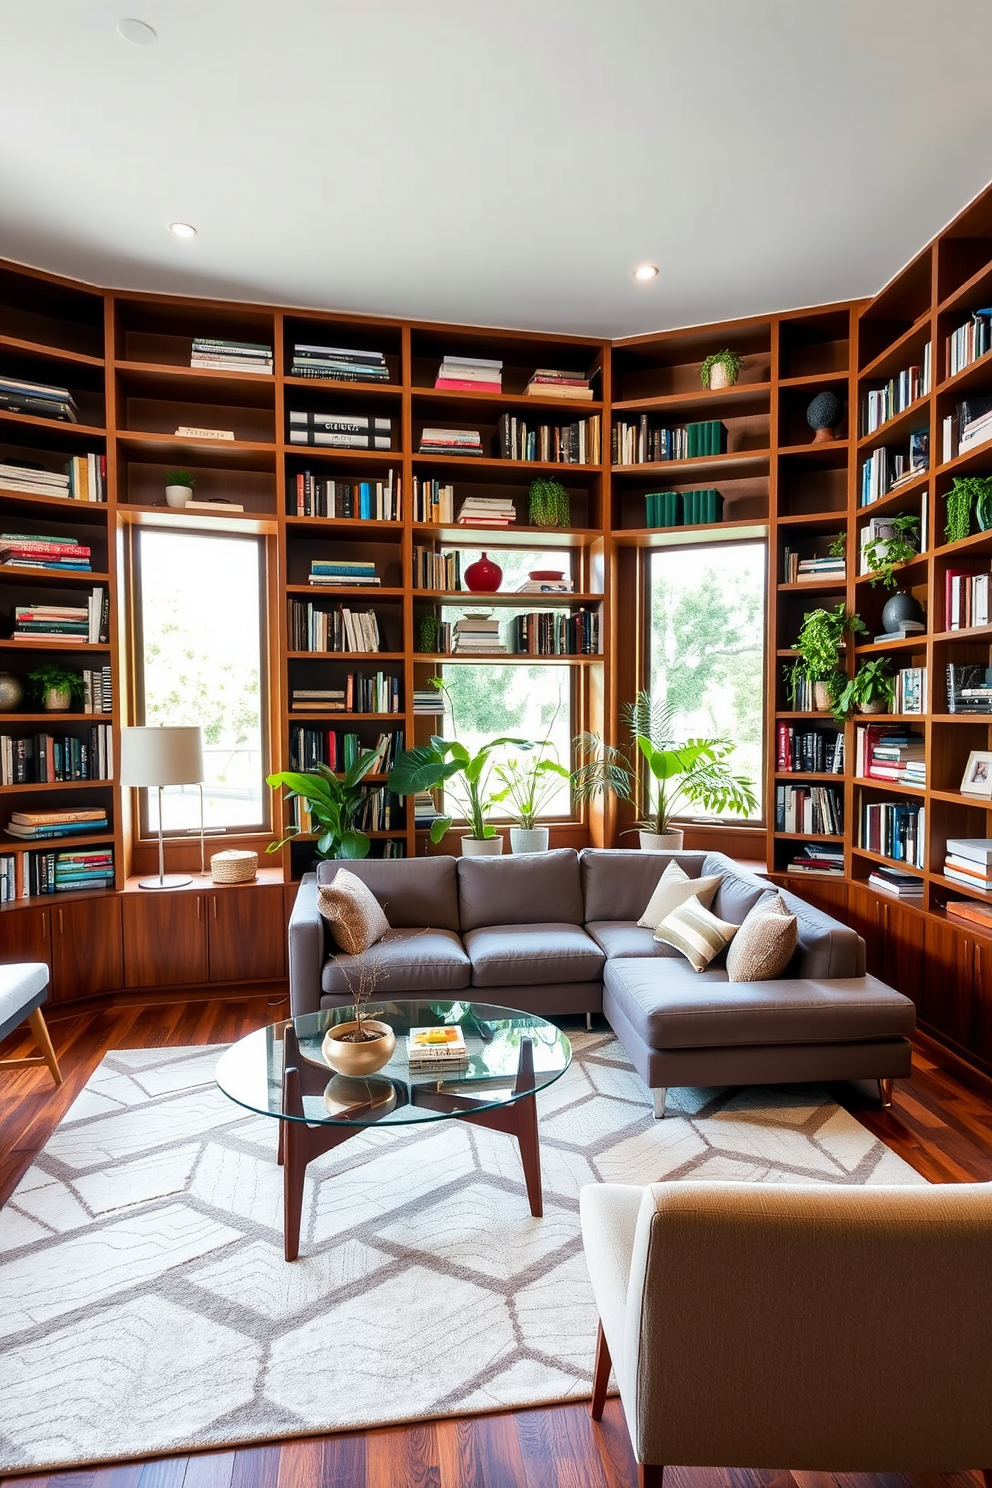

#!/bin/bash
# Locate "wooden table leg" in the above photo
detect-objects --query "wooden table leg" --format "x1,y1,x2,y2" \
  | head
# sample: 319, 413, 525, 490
433, 1038, 545, 1218
280, 1023, 361, 1261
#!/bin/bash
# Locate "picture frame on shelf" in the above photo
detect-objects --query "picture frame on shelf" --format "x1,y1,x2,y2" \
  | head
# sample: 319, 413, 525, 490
960, 751, 992, 798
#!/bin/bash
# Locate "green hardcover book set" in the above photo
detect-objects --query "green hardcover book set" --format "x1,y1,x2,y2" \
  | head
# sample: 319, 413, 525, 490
686, 421, 727, 457
645, 489, 723, 528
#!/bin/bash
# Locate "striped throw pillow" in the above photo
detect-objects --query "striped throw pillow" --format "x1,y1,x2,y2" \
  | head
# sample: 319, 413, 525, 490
317, 868, 390, 955
653, 894, 739, 972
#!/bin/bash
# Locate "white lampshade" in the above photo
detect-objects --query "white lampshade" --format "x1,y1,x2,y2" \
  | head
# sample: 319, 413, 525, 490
120, 726, 204, 787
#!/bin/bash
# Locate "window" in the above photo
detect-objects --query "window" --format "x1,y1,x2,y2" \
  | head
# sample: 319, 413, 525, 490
647, 542, 765, 821
136, 529, 266, 833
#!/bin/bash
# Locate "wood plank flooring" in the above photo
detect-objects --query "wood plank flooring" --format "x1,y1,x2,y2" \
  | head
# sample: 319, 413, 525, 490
2, 995, 991, 1488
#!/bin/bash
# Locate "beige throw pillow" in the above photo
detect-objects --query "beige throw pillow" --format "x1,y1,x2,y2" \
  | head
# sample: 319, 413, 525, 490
637, 860, 721, 928
653, 895, 739, 972
317, 869, 389, 954
725, 894, 798, 983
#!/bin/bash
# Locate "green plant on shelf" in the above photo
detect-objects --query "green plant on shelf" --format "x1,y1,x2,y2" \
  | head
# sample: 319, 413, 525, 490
784, 603, 867, 712
832, 658, 895, 719
26, 664, 85, 707
860, 514, 920, 589
265, 745, 387, 860
163, 468, 196, 489
698, 349, 744, 389
528, 476, 571, 528
944, 475, 992, 545
417, 614, 442, 653
827, 532, 846, 558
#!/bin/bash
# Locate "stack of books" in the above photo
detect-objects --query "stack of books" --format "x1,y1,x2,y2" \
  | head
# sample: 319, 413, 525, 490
190, 338, 272, 374
861, 347, 931, 434
775, 784, 842, 835
525, 368, 593, 400
946, 562, 991, 630
308, 560, 379, 587
0, 375, 78, 422
494, 412, 600, 464
868, 865, 924, 899
776, 723, 844, 774
943, 838, 992, 893
456, 496, 515, 526
0, 724, 113, 785
613, 418, 726, 465
419, 427, 483, 457
80, 664, 114, 714
782, 549, 845, 583
517, 577, 573, 594
289, 603, 380, 653
291, 688, 346, 713
860, 800, 924, 866
894, 666, 926, 714
291, 344, 388, 382
0, 535, 91, 572
946, 312, 992, 378
0, 843, 114, 901
54, 848, 115, 891
785, 844, 844, 876
946, 897, 992, 928
412, 478, 455, 524
946, 397, 992, 458
413, 688, 445, 715
413, 547, 460, 590
856, 727, 926, 786
407, 1025, 469, 1073
414, 792, 438, 827
5, 807, 108, 841
452, 615, 504, 654
289, 411, 392, 449
946, 662, 992, 714
11, 587, 107, 643
435, 356, 502, 393
294, 470, 400, 521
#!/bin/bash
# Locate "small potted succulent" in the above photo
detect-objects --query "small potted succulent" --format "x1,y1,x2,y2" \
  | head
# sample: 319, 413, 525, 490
164, 468, 196, 509
699, 350, 744, 390
528, 476, 571, 529
26, 664, 84, 713
832, 658, 894, 718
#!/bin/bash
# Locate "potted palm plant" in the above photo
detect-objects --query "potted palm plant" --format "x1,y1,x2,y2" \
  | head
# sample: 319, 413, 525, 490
265, 745, 387, 860
573, 691, 758, 849
491, 740, 571, 853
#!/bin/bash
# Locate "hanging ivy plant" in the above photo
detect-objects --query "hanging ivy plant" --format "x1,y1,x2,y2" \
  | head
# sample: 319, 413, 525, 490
944, 475, 992, 545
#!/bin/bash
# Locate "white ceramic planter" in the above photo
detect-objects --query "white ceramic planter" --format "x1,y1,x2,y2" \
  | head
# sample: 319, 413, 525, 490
461, 835, 504, 857
510, 826, 550, 855
639, 829, 684, 851
165, 485, 191, 508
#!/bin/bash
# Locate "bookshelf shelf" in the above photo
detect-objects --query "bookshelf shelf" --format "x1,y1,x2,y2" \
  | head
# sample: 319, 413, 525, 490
0, 639, 110, 652
936, 345, 992, 396
612, 520, 768, 550
0, 333, 104, 368
287, 516, 403, 533
412, 386, 604, 413
286, 585, 406, 599
288, 712, 402, 723
0, 779, 112, 795
773, 831, 844, 842
114, 360, 276, 396
852, 846, 925, 873
774, 771, 843, 781
859, 312, 932, 382
778, 371, 849, 389
417, 652, 601, 665
283, 445, 399, 465
0, 410, 105, 440
411, 454, 604, 479
610, 383, 770, 415
937, 257, 992, 316
856, 471, 931, 515
777, 440, 850, 461
286, 651, 405, 661
0, 567, 111, 585
853, 777, 927, 799
0, 488, 109, 517
611, 451, 769, 479
0, 832, 116, 859
856, 395, 931, 450
415, 591, 602, 606
284, 375, 401, 397
855, 635, 929, 654
411, 523, 601, 549
778, 578, 847, 592
116, 430, 277, 471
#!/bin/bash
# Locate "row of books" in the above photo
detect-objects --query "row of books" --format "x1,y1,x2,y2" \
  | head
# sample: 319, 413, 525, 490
307, 560, 380, 588
893, 665, 926, 714
414, 791, 439, 825
291, 344, 388, 383
413, 547, 461, 590
0, 844, 115, 902
947, 663, 992, 714
0, 534, 92, 573
494, 413, 601, 465
0, 725, 113, 786
859, 434, 928, 504
412, 478, 455, 524
0, 374, 79, 423
783, 843, 844, 876
945, 562, 992, 630
860, 800, 924, 867
775, 783, 843, 835
855, 727, 925, 786
775, 723, 844, 774
510, 609, 600, 656
191, 338, 272, 374
868, 865, 923, 899
289, 411, 392, 450
289, 729, 402, 775
11, 588, 108, 643
787, 676, 828, 713
946, 312, 992, 379
5, 806, 109, 841
291, 673, 401, 714
0, 456, 106, 502
861, 345, 931, 435
942, 397, 992, 462
646, 489, 723, 528
612, 418, 727, 466
781, 551, 845, 584
289, 602, 381, 653
942, 837, 992, 893
293, 471, 400, 521
290, 789, 401, 834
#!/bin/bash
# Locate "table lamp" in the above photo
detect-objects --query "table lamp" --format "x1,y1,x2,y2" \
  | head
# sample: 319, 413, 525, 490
120, 725, 204, 889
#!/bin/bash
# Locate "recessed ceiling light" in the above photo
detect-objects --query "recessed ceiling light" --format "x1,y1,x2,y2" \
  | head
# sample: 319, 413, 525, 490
117, 18, 157, 44
633, 264, 659, 282
168, 222, 197, 240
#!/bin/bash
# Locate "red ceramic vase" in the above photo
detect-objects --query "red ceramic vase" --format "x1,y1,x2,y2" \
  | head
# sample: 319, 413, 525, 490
463, 552, 503, 593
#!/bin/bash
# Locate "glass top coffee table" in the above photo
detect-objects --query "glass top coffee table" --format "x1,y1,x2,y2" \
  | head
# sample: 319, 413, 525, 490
216, 999, 572, 1260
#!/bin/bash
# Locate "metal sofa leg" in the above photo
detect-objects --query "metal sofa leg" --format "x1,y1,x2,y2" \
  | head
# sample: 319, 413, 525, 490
652, 1087, 668, 1120
878, 1077, 894, 1108
586, 1012, 593, 1031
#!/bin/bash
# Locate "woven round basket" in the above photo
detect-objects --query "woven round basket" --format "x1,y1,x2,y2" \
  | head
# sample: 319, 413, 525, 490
210, 849, 258, 885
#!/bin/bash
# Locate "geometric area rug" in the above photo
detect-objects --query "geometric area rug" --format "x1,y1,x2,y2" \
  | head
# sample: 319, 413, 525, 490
0, 1033, 924, 1473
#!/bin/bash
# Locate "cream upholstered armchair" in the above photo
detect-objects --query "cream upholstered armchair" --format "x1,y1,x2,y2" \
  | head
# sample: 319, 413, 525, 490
579, 1180, 992, 1484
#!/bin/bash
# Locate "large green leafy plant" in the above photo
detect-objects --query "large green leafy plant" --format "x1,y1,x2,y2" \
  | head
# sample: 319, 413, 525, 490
491, 740, 570, 829
784, 603, 866, 710
573, 690, 757, 834
266, 747, 386, 860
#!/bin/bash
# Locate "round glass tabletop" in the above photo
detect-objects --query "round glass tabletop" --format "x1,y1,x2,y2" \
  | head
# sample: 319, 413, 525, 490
215, 998, 572, 1127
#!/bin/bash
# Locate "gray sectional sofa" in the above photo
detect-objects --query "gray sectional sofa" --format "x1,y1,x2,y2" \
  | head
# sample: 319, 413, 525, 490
288, 847, 916, 1115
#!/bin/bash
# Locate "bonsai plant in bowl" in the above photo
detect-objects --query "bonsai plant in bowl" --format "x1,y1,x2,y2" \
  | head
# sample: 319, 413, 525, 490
785, 603, 866, 713
26, 663, 84, 713
163, 468, 196, 508
491, 739, 571, 854
833, 658, 895, 718
265, 744, 388, 862
573, 690, 757, 849
321, 948, 397, 1077
698, 349, 744, 390
528, 476, 571, 529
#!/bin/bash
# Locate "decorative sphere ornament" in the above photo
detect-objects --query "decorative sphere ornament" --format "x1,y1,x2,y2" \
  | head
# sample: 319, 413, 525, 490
881, 590, 924, 633
0, 672, 23, 711
463, 553, 503, 593
806, 390, 843, 443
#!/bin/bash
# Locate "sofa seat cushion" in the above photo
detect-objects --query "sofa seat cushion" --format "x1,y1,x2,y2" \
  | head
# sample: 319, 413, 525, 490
586, 921, 683, 960
464, 922, 605, 987
603, 958, 916, 1050
321, 928, 470, 997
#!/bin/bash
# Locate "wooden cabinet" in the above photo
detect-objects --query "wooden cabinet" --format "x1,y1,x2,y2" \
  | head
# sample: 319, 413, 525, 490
922, 918, 974, 1051
123, 892, 208, 988
207, 884, 285, 983
0, 906, 52, 973
846, 885, 924, 1006
51, 896, 123, 1002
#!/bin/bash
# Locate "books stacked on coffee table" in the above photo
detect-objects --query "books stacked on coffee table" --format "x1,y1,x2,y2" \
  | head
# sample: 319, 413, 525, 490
190, 339, 272, 374
419, 427, 483, 457
291, 344, 389, 382
0, 375, 78, 422
407, 1025, 469, 1073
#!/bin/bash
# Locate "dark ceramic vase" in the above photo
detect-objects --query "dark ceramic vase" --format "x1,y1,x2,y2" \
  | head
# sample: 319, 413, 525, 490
881, 590, 924, 632
806, 390, 843, 443
463, 553, 503, 593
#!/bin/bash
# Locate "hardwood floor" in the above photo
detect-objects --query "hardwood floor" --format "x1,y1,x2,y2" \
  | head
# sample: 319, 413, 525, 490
2, 996, 991, 1488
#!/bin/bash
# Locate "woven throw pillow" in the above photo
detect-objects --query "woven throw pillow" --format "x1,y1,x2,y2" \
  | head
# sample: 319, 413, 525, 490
317, 868, 389, 955
637, 860, 721, 928
725, 893, 798, 983
653, 894, 739, 972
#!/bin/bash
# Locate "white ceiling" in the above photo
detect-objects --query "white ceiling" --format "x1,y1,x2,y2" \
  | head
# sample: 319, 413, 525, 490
1, 0, 991, 340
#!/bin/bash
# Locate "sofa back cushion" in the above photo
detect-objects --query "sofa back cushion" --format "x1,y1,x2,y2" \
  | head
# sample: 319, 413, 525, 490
580, 849, 709, 924
315, 855, 460, 931
702, 853, 774, 926
457, 847, 584, 932
777, 884, 866, 978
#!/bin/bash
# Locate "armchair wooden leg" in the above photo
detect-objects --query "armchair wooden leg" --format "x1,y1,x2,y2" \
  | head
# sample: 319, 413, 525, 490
27, 1008, 62, 1085
590, 1320, 611, 1420
638, 1467, 665, 1487
878, 1076, 893, 1108
981, 1471, 992, 1488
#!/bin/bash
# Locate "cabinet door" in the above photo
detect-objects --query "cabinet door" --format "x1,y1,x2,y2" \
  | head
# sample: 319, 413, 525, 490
122, 892, 208, 988
875, 897, 925, 1006
0, 906, 52, 975
51, 896, 123, 1002
970, 934, 992, 1069
207, 884, 286, 983
922, 919, 973, 1049
845, 885, 882, 977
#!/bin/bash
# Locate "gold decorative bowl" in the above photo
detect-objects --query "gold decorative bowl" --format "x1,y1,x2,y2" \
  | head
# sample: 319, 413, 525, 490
321, 1019, 396, 1076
